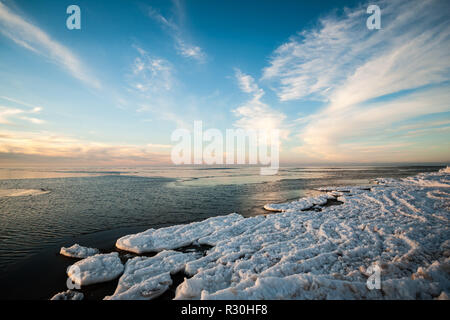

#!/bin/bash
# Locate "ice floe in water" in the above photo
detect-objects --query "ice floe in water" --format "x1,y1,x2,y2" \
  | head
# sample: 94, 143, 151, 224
50, 290, 84, 300
67, 252, 124, 286
105, 250, 200, 300
60, 244, 99, 259
55, 168, 449, 299
0, 189, 50, 197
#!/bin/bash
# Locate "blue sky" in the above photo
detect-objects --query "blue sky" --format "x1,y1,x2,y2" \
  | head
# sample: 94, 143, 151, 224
0, 0, 449, 166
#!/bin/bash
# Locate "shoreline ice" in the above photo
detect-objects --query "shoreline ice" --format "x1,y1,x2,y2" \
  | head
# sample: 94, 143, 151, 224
50, 290, 84, 300
58, 167, 450, 300
60, 244, 99, 259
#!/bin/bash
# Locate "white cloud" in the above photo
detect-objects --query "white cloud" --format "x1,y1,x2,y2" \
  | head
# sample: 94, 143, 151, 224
263, 0, 450, 105
263, 0, 450, 161
0, 1, 100, 88
0, 95, 42, 110
233, 69, 287, 138
137, 102, 188, 128
235, 69, 262, 95
147, 4, 206, 63
176, 41, 206, 61
296, 87, 450, 161
0, 97, 44, 125
129, 46, 173, 92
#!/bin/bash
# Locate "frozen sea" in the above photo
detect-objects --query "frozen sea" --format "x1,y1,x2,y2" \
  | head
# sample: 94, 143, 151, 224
0, 165, 445, 299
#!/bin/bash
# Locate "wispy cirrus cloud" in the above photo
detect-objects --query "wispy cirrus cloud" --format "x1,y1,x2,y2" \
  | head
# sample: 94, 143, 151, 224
263, 0, 450, 105
295, 87, 450, 161
125, 45, 191, 128
263, 0, 450, 161
128, 46, 174, 93
0, 1, 100, 88
147, 1, 206, 63
137, 102, 189, 129
0, 96, 44, 125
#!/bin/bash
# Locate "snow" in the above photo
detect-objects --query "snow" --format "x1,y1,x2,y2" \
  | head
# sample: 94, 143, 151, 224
50, 290, 84, 300
440, 166, 450, 174
60, 244, 99, 259
263, 194, 335, 212
105, 250, 200, 300
115, 213, 243, 253
67, 252, 124, 286
54, 168, 450, 300
0, 189, 50, 197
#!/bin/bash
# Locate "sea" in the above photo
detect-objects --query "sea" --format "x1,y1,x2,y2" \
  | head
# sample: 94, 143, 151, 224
0, 165, 444, 299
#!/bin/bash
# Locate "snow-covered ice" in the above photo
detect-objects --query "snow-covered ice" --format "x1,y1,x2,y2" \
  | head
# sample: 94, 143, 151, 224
54, 167, 450, 299
263, 194, 336, 212
60, 244, 99, 259
67, 252, 124, 286
115, 214, 243, 253
105, 250, 200, 300
50, 290, 84, 300
114, 167, 450, 300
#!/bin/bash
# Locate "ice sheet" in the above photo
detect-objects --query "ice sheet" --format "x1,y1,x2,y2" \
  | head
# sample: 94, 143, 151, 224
68, 167, 450, 299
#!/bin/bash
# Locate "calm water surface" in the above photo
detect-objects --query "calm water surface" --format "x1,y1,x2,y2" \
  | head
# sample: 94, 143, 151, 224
0, 166, 444, 274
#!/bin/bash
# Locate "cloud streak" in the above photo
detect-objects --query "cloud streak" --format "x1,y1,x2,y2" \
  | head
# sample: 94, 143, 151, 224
147, 2, 206, 63
0, 1, 100, 88
0, 96, 44, 125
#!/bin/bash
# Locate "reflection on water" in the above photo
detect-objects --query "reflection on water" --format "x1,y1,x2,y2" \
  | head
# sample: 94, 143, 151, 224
0, 165, 444, 273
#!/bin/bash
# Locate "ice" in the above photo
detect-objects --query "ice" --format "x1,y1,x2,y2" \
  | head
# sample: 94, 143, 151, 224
175, 168, 449, 300
115, 213, 243, 253
91, 168, 449, 299
105, 250, 200, 300
50, 290, 84, 300
60, 244, 99, 259
0, 189, 50, 197
264, 194, 335, 212
67, 252, 124, 286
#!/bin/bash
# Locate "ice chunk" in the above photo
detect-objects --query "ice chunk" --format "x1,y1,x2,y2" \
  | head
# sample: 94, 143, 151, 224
60, 244, 99, 259
50, 290, 84, 300
439, 166, 450, 174
105, 250, 199, 300
105, 272, 172, 300
67, 252, 124, 286
116, 213, 243, 253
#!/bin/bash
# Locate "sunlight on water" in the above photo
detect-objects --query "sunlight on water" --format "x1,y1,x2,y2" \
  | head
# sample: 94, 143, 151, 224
0, 166, 443, 272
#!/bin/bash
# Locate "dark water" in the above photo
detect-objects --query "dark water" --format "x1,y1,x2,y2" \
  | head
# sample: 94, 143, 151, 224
0, 165, 444, 299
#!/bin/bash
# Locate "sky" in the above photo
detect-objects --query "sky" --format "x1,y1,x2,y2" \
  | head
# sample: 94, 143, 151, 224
0, 0, 449, 167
